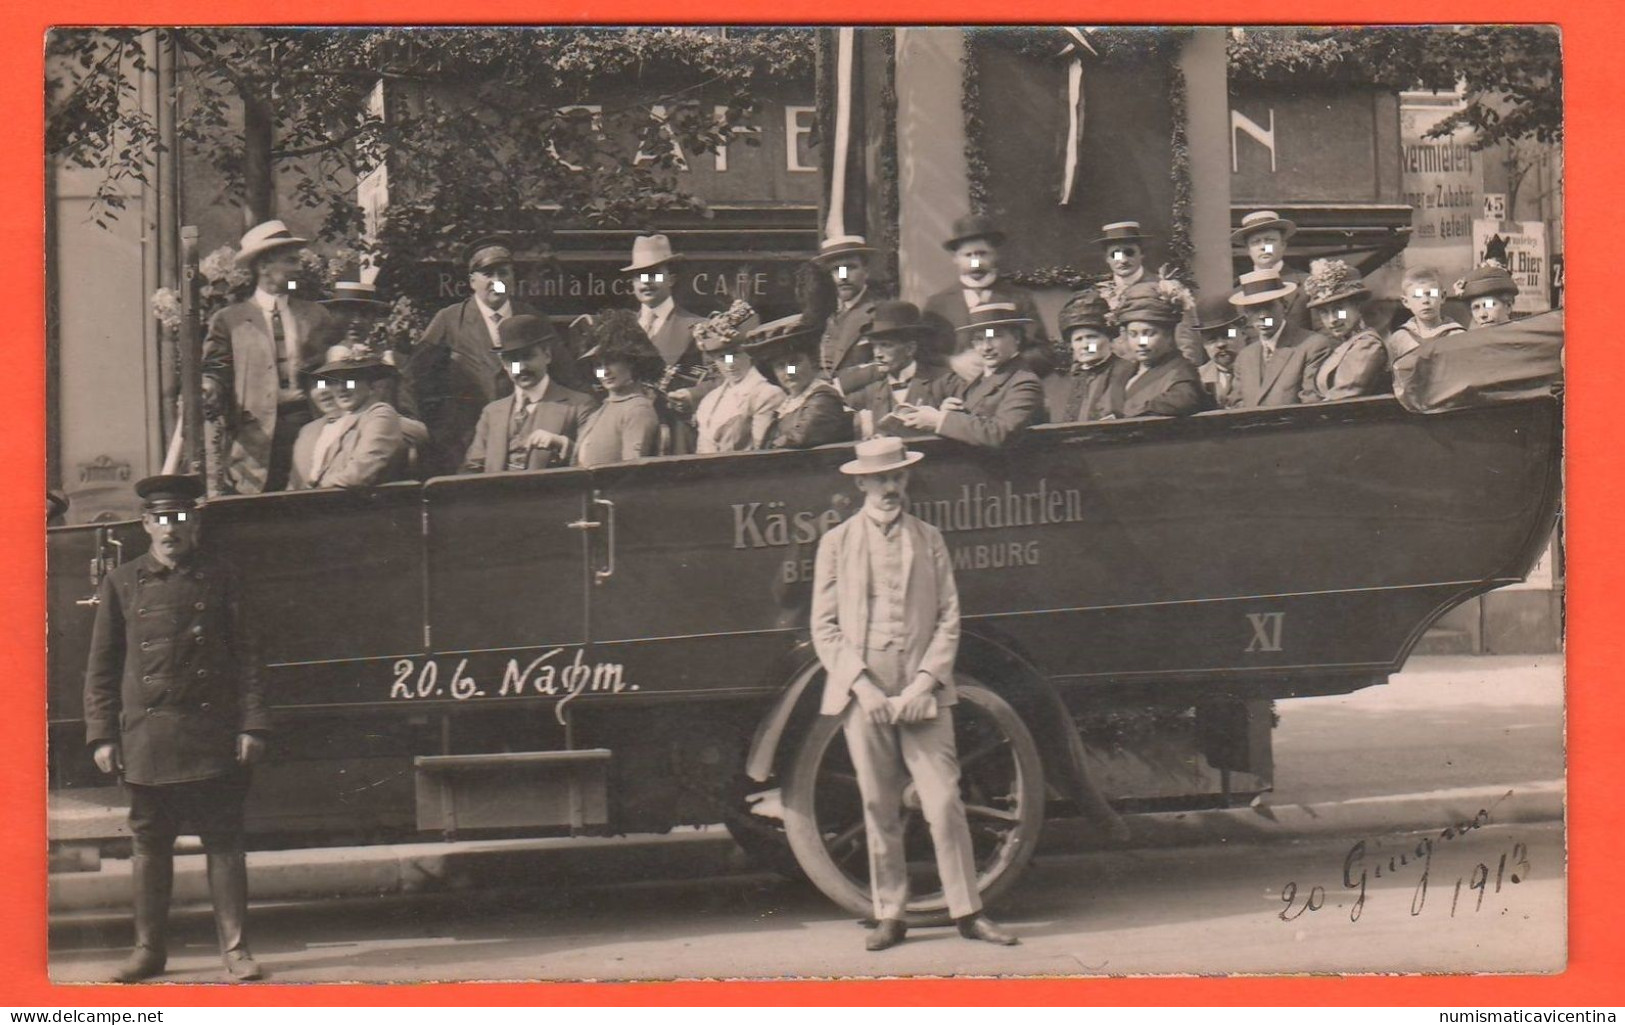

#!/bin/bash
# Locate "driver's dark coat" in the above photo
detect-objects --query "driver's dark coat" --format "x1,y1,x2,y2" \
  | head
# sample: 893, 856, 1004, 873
83, 553, 270, 786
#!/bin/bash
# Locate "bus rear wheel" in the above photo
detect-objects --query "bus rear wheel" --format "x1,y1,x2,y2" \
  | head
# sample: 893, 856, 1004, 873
781, 679, 1045, 925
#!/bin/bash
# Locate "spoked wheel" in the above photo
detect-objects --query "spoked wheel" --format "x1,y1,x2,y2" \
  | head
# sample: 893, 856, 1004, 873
781, 679, 1045, 924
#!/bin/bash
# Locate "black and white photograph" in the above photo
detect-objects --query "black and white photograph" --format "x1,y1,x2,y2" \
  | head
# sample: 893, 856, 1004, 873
42, 24, 1564, 984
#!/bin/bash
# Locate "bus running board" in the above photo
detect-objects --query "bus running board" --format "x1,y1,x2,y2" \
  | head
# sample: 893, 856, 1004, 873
413, 749, 612, 839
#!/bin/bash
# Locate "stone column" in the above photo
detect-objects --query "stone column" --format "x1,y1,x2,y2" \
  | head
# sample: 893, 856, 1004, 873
1178, 27, 1235, 298
894, 28, 970, 305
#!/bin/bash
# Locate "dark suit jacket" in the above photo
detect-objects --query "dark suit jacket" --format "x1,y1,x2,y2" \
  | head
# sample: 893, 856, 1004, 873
937, 360, 1047, 448
1043, 356, 1137, 423
402, 297, 545, 477
921, 282, 1052, 363
1229, 324, 1334, 408
821, 291, 884, 375
83, 553, 269, 786
847, 361, 957, 438
461, 380, 598, 474
1122, 356, 1206, 417
763, 383, 855, 449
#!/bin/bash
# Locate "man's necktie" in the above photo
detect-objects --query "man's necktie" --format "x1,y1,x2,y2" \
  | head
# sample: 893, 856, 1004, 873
271, 306, 290, 389
639, 307, 655, 334
511, 396, 533, 434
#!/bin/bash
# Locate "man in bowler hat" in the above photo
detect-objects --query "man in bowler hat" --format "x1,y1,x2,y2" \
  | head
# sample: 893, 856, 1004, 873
810, 437, 1019, 951
462, 315, 598, 473
84, 475, 271, 982
921, 215, 1052, 372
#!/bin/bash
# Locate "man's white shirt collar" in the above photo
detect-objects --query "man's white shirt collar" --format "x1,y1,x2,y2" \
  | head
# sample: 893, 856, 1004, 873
516, 375, 552, 405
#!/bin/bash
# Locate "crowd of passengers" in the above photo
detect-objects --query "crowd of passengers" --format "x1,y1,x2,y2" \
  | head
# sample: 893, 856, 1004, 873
198, 212, 1534, 494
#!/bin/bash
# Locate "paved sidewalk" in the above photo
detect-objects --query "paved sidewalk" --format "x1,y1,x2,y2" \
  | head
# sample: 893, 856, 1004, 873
49, 654, 1564, 915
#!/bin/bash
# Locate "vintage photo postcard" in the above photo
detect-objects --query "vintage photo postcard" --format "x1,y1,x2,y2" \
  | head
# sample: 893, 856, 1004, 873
42, 24, 1564, 985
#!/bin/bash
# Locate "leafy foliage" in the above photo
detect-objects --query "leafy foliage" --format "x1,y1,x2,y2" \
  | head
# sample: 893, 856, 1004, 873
1228, 26, 1562, 148
47, 27, 816, 251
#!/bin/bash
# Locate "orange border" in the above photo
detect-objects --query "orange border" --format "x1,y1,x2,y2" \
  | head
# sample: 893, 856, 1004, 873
8, 3, 1619, 1007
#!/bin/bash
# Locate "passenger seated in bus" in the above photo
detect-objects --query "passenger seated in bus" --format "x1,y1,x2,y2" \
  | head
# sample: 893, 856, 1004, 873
573, 309, 664, 467
893, 302, 1045, 446
1192, 293, 1249, 409
1386, 265, 1466, 403
1093, 221, 1206, 368
289, 343, 410, 489
1044, 288, 1135, 423
691, 301, 784, 453
1456, 262, 1521, 330
461, 315, 597, 473
1303, 259, 1391, 402
1227, 268, 1333, 407
845, 301, 955, 439
321, 278, 429, 475
743, 313, 854, 450
1115, 281, 1205, 418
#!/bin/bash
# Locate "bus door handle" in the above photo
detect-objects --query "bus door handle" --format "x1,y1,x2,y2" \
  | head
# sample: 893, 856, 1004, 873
565, 495, 616, 584
591, 496, 615, 583
75, 532, 123, 607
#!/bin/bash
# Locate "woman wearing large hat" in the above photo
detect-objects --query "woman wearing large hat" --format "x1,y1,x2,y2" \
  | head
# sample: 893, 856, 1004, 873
1045, 288, 1136, 423
1111, 280, 1205, 418
690, 301, 784, 453
572, 309, 666, 466
288, 341, 410, 489
1302, 259, 1390, 401
742, 314, 855, 450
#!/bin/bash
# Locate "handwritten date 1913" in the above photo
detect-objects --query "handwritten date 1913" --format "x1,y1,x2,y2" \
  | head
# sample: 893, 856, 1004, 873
1277, 809, 1532, 923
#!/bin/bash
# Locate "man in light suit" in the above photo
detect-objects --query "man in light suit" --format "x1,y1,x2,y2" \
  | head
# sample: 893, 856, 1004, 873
625, 234, 707, 370
401, 236, 551, 477
810, 437, 1018, 951
921, 215, 1053, 374
843, 301, 955, 438
1226, 269, 1333, 408
289, 344, 410, 490
897, 303, 1047, 448
461, 315, 597, 474
201, 220, 339, 494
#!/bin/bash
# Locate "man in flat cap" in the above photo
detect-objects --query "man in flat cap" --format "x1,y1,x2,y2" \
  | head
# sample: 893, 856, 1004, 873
84, 475, 271, 983
401, 236, 550, 476
462, 315, 598, 473
921, 215, 1053, 373
201, 220, 340, 494
810, 437, 1019, 952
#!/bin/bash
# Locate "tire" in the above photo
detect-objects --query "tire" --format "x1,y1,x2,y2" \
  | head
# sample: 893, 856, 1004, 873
781, 678, 1045, 924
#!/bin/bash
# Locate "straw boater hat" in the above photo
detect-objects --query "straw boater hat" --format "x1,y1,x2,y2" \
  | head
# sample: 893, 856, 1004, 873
954, 301, 1033, 338
1192, 293, 1244, 335
622, 234, 682, 273
577, 309, 666, 382
839, 436, 925, 476
942, 214, 1007, 251
862, 300, 935, 342
1058, 289, 1113, 335
1458, 262, 1520, 302
1091, 221, 1154, 247
741, 313, 824, 364
813, 234, 877, 266
322, 280, 391, 314
313, 341, 398, 379
1230, 268, 1299, 307
1231, 210, 1298, 244
692, 300, 761, 354
462, 235, 516, 274
135, 474, 205, 513
1301, 259, 1372, 310
234, 220, 307, 268
1112, 281, 1191, 327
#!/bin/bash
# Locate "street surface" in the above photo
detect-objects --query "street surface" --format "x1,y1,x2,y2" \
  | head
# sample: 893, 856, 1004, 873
48, 655, 1565, 982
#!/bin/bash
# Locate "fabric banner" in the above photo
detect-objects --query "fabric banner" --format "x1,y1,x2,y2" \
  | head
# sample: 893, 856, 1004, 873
1400, 309, 1564, 414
